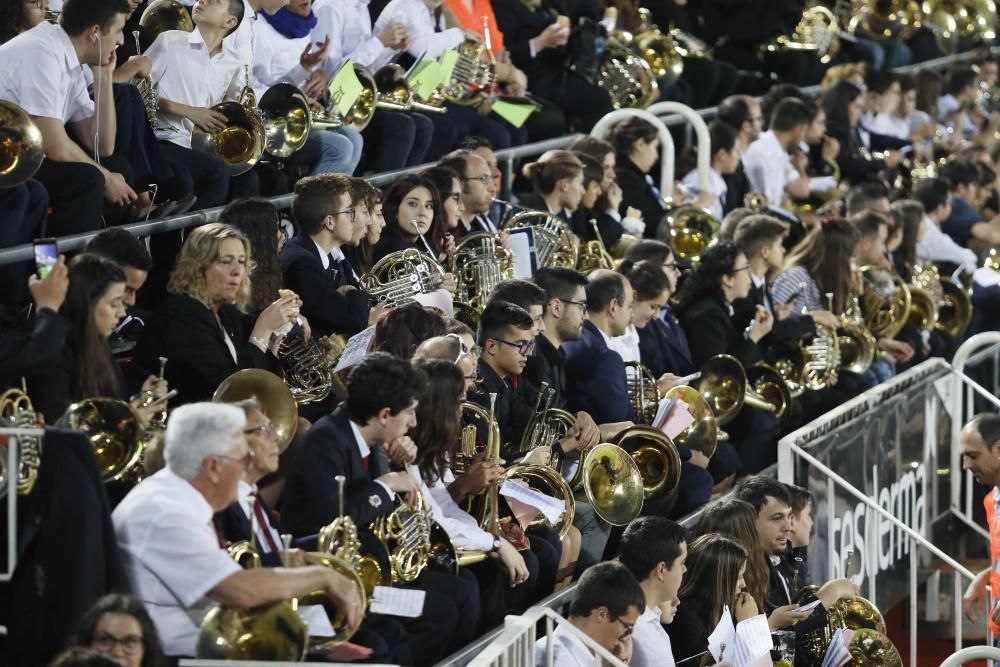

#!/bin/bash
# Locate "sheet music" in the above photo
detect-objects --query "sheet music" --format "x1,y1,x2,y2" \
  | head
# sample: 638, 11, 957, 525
499, 479, 565, 525
299, 605, 335, 637
333, 325, 377, 373
506, 228, 536, 279
369, 586, 425, 618
707, 605, 735, 662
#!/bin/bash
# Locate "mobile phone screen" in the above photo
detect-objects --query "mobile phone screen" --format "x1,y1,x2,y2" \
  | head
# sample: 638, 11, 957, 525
33, 238, 58, 279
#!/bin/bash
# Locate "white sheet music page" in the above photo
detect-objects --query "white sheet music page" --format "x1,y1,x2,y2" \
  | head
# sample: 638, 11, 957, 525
333, 325, 377, 373
369, 586, 425, 618
499, 479, 565, 525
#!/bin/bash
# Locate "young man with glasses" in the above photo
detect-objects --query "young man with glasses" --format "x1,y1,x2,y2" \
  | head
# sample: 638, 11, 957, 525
280, 173, 374, 338
534, 561, 645, 667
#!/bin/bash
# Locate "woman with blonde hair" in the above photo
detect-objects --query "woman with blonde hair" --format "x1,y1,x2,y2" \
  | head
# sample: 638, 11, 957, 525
130, 223, 300, 404
519, 150, 585, 222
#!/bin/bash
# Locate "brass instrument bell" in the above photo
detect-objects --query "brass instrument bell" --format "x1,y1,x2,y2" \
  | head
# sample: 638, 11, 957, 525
212, 369, 299, 453
196, 601, 307, 661
695, 354, 748, 426
139, 0, 193, 40
664, 385, 718, 458
258, 83, 311, 159
668, 205, 720, 262
611, 426, 681, 502
0, 101, 44, 189
576, 442, 644, 525
58, 398, 145, 482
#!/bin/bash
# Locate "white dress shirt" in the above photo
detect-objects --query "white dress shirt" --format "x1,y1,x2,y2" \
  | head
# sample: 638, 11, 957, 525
374, 0, 466, 58
251, 15, 315, 97
0, 22, 94, 123
410, 464, 496, 551
681, 167, 727, 220
112, 468, 242, 657
236, 479, 284, 549
916, 215, 978, 272
937, 93, 977, 135
349, 419, 396, 498
631, 605, 676, 667
741, 130, 799, 209
146, 28, 247, 147
861, 111, 910, 141
428, 468, 493, 551
534, 624, 599, 667
608, 323, 640, 365
750, 271, 771, 313
312, 0, 395, 77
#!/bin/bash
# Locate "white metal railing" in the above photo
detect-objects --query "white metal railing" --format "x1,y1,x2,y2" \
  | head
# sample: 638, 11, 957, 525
590, 109, 675, 197
940, 646, 1000, 667
469, 607, 627, 667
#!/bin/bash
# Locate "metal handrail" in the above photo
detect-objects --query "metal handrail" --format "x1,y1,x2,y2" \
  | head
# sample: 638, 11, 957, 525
648, 101, 711, 192
939, 646, 1000, 667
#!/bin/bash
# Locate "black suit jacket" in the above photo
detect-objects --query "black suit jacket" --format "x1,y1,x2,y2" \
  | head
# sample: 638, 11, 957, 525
280, 233, 371, 338
129, 293, 274, 405
469, 359, 538, 461
730, 281, 816, 344
562, 320, 637, 423
215, 497, 315, 567
280, 407, 394, 537
677, 295, 763, 368
722, 162, 753, 215
491, 0, 567, 83
636, 318, 698, 378
24, 340, 126, 424
615, 157, 667, 237
0, 308, 65, 387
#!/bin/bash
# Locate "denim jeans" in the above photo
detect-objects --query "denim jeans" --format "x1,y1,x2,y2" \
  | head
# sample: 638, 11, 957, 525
307, 127, 363, 176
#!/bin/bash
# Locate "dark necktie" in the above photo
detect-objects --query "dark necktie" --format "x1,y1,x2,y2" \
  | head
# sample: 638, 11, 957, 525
249, 492, 280, 553
661, 310, 692, 363
756, 282, 772, 314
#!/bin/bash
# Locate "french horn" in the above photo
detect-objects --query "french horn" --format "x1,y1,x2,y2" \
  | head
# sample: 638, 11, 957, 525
196, 601, 307, 661
360, 248, 445, 308
57, 398, 145, 482
257, 83, 312, 159
441, 38, 497, 107
499, 203, 578, 269
836, 294, 877, 374
0, 387, 42, 496
448, 232, 514, 314
597, 37, 660, 110
624, 361, 661, 425
191, 70, 265, 176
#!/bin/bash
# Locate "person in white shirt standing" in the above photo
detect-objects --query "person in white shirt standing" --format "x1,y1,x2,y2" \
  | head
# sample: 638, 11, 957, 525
112, 402, 362, 659
0, 0, 137, 236
619, 516, 687, 667
534, 561, 645, 667
741, 98, 812, 212
251, 0, 364, 176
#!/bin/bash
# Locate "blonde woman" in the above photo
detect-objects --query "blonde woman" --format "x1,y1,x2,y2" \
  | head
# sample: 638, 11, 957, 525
131, 223, 300, 404
519, 150, 585, 222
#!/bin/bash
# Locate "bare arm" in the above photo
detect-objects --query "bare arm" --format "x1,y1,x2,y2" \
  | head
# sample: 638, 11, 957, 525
73, 65, 117, 156
971, 220, 1000, 246
786, 174, 811, 200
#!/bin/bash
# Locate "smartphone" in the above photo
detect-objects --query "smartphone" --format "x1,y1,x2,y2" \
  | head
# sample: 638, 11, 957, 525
33, 238, 58, 279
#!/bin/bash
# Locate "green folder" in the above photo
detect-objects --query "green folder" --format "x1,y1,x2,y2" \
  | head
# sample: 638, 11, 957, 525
492, 98, 540, 128
328, 60, 364, 116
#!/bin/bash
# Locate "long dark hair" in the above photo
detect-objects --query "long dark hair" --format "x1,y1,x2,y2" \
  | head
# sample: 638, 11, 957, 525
677, 534, 747, 632
372, 303, 447, 359
62, 254, 126, 401
71, 593, 168, 667
782, 219, 860, 313
674, 240, 744, 315
380, 174, 446, 258
220, 198, 282, 313
0, 0, 34, 43
412, 360, 465, 484
891, 199, 924, 279
821, 80, 864, 149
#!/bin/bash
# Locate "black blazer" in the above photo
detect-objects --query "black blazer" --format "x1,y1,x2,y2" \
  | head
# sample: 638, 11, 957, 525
280, 233, 371, 338
636, 318, 698, 378
562, 320, 637, 423
615, 156, 667, 237
569, 208, 624, 247
469, 359, 538, 461
722, 162, 753, 216
0, 308, 66, 387
730, 282, 816, 345
215, 498, 316, 567
24, 341, 126, 424
279, 407, 395, 537
677, 295, 763, 369
826, 124, 908, 184
664, 597, 712, 664
491, 0, 568, 83
129, 293, 274, 405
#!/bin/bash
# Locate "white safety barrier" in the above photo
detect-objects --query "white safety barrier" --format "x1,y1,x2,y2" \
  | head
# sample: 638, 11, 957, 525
940, 645, 1000, 667
590, 109, 675, 196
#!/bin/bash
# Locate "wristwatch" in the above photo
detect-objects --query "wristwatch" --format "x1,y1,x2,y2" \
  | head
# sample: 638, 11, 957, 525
491, 535, 502, 553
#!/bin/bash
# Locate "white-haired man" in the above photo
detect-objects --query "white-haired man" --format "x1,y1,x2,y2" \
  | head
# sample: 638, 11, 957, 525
112, 402, 363, 658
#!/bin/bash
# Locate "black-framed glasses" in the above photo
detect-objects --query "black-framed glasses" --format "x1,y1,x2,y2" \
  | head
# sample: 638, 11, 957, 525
729, 265, 752, 276
244, 422, 277, 437
559, 297, 587, 310
331, 207, 356, 221
463, 174, 492, 185
612, 616, 635, 640
92, 633, 144, 654
492, 337, 535, 356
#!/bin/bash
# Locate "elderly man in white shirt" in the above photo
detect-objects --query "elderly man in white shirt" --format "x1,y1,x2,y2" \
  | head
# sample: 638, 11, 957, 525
310, 0, 433, 171
741, 98, 812, 211
113, 402, 362, 658
534, 561, 645, 667
0, 0, 137, 235
251, 0, 364, 175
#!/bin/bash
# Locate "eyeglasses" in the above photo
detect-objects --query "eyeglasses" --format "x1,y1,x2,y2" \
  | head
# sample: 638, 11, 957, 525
92, 633, 144, 654
729, 265, 752, 275
559, 298, 587, 310
331, 207, 356, 221
446, 333, 481, 362
244, 422, 277, 437
216, 451, 254, 468
463, 174, 493, 185
612, 617, 635, 640
492, 337, 535, 356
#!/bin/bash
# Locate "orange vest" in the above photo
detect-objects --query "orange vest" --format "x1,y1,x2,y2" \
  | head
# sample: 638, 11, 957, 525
444, 0, 505, 53
983, 491, 1000, 635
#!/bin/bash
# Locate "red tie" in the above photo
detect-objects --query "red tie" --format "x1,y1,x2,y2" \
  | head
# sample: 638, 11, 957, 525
250, 493, 280, 553
362, 454, 369, 472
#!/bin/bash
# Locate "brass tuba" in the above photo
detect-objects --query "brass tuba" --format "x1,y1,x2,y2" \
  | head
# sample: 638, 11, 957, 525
58, 398, 145, 482
796, 588, 893, 666
212, 368, 299, 453
257, 83, 311, 159
611, 425, 681, 503
191, 69, 265, 176
448, 232, 514, 314
0, 386, 42, 496
360, 248, 445, 308
139, 0, 193, 40
0, 101, 44, 188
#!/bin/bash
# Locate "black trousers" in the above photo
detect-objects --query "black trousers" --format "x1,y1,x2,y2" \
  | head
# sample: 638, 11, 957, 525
466, 545, 540, 632
0, 180, 48, 306
112, 83, 172, 192
532, 71, 613, 133
158, 141, 230, 210
680, 56, 741, 109
526, 525, 560, 602
361, 111, 431, 174
443, 104, 528, 150
32, 158, 105, 236
726, 405, 782, 474
421, 112, 458, 162
401, 568, 480, 666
